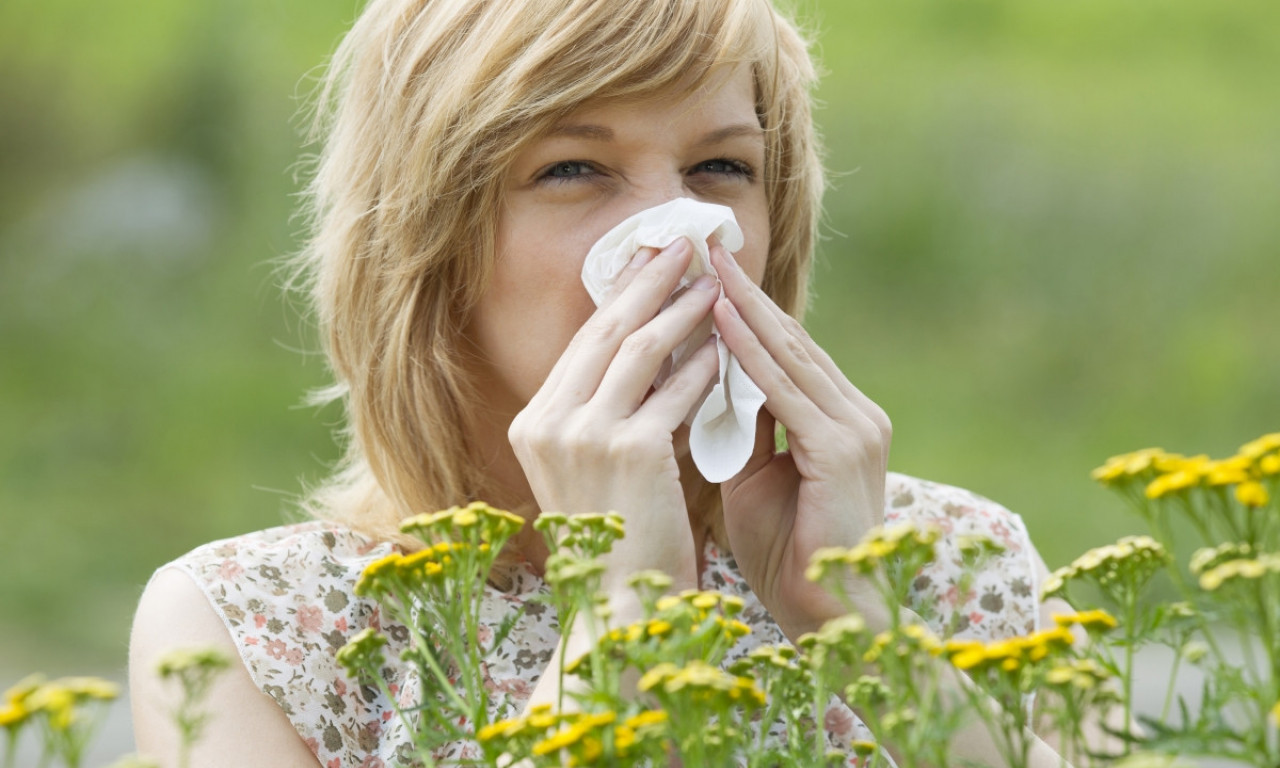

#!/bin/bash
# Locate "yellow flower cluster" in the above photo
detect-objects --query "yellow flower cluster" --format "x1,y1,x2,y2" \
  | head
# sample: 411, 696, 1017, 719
355, 541, 486, 598
654, 589, 746, 618
945, 626, 1075, 674
399, 501, 525, 544
739, 644, 801, 672
1043, 658, 1112, 691
1197, 553, 1280, 592
638, 661, 766, 709
805, 522, 941, 581
1052, 609, 1119, 634
861, 623, 944, 665
1041, 536, 1168, 598
155, 647, 231, 680
1271, 700, 1280, 727
478, 705, 667, 766
1095, 433, 1279, 506
0, 675, 118, 733
336, 627, 390, 678
1189, 542, 1255, 576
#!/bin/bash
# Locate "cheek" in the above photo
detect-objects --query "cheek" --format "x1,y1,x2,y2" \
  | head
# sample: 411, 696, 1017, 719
736, 220, 770, 286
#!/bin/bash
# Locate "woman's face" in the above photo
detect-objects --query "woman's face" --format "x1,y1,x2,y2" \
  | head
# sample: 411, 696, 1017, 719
465, 67, 770, 418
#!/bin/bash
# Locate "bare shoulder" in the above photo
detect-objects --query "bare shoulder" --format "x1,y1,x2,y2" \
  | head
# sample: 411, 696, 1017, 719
129, 568, 320, 767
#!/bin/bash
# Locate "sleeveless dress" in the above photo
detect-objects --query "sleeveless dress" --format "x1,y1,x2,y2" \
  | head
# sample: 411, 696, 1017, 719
161, 472, 1042, 767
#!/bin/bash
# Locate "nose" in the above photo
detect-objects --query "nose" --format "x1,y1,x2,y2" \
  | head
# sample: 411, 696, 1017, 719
623, 176, 695, 220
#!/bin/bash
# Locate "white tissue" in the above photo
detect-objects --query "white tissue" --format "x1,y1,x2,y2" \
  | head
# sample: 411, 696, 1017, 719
581, 197, 767, 483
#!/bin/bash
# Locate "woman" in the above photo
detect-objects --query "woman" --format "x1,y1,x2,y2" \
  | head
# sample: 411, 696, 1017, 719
130, 0, 1074, 765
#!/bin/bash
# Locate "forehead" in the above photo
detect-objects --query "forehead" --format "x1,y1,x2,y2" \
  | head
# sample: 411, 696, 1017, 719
550, 66, 760, 137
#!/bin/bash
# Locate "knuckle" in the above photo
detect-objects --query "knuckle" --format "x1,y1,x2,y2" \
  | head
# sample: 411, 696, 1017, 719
779, 313, 806, 338
580, 314, 625, 347
768, 368, 802, 398
618, 329, 662, 360
782, 334, 810, 364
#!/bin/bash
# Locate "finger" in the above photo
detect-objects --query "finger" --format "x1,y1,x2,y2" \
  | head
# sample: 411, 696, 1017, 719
712, 296, 830, 433
634, 336, 720, 434
536, 238, 695, 404
712, 246, 884, 427
598, 246, 661, 307
592, 273, 720, 416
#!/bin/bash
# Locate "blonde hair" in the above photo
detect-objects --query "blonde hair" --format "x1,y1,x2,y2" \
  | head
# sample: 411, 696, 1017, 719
294, 0, 825, 545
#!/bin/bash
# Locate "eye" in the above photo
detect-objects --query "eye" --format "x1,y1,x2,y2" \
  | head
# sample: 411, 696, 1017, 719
689, 158, 755, 181
536, 160, 599, 184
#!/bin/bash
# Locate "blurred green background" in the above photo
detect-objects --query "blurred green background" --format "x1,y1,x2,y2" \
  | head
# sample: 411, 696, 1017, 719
2, 0, 1277, 673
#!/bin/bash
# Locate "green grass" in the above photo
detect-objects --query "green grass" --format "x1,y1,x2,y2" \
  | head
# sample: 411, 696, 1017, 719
2, 0, 1277, 669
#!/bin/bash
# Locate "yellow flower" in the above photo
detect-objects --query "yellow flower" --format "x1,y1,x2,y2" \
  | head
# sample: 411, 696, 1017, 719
1235, 481, 1269, 508
156, 648, 230, 679
354, 552, 404, 597
1271, 700, 1280, 726
1239, 432, 1280, 461
1189, 542, 1254, 575
851, 739, 879, 757
945, 627, 1073, 677
336, 628, 389, 677
1044, 658, 1111, 690
400, 501, 524, 544
527, 703, 559, 730
0, 703, 27, 728
1092, 448, 1167, 484
805, 523, 940, 581
622, 709, 668, 730
1042, 536, 1168, 598
532, 722, 589, 756
1145, 470, 1199, 499
948, 646, 986, 671
1261, 454, 1280, 476
1180, 641, 1209, 663
1198, 553, 1280, 591
1053, 609, 1118, 633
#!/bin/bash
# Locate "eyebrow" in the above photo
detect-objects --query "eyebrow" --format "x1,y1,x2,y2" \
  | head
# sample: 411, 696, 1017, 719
544, 122, 764, 146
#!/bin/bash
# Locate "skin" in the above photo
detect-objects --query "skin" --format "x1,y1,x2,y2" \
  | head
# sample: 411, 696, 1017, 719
472, 67, 892, 643
131, 67, 1079, 766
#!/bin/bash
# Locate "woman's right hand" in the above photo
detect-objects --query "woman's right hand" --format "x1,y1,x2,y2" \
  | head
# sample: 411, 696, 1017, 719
507, 237, 721, 602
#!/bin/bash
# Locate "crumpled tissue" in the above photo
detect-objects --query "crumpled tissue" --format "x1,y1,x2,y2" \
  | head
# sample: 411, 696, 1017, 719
581, 197, 766, 483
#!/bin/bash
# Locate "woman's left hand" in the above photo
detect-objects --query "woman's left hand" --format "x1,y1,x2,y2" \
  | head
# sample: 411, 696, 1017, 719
710, 245, 892, 642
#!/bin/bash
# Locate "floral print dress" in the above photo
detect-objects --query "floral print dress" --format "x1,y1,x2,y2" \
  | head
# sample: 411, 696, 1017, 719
163, 472, 1042, 767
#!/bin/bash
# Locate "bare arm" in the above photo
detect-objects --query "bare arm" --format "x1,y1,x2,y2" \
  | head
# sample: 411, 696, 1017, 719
129, 568, 320, 768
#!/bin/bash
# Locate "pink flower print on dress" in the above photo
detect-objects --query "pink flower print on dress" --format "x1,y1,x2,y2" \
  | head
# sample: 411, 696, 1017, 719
296, 604, 324, 633
266, 639, 288, 660
217, 560, 244, 581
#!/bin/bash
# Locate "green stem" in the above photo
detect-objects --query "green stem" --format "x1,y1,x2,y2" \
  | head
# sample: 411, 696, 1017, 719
390, 595, 472, 717
1160, 645, 1183, 723
1122, 586, 1138, 756
3, 728, 16, 768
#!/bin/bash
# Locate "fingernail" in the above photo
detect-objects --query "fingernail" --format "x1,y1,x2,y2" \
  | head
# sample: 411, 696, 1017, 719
630, 246, 658, 269
692, 274, 718, 291
663, 238, 691, 258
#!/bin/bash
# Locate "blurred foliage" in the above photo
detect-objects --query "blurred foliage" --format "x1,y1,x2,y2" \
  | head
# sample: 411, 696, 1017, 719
1, 0, 1277, 669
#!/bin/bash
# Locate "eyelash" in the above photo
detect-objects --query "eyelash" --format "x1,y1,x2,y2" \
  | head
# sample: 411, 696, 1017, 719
535, 158, 756, 185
